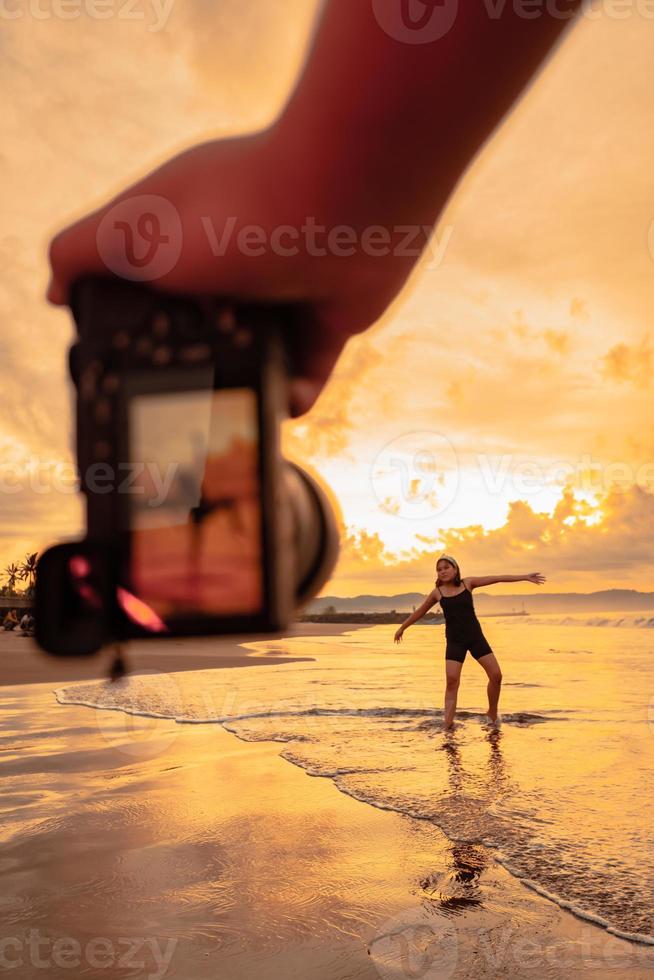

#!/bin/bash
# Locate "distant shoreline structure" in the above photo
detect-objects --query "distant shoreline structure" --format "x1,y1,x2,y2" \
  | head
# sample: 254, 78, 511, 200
296, 611, 445, 625
295, 609, 531, 624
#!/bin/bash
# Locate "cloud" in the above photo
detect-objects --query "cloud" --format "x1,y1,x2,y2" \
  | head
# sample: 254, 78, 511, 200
601, 335, 652, 390
325, 483, 654, 595
4, 4, 654, 603
282, 333, 386, 460
175, 0, 321, 129
542, 328, 570, 355
570, 298, 588, 320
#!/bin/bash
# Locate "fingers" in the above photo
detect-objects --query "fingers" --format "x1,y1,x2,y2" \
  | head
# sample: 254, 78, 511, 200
47, 209, 106, 306
286, 304, 352, 418
289, 379, 324, 419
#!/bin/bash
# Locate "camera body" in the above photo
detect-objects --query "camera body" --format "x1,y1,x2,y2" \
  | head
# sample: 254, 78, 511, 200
35, 276, 339, 657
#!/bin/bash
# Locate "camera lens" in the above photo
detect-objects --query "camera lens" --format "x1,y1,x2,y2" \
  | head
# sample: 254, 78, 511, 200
283, 462, 340, 607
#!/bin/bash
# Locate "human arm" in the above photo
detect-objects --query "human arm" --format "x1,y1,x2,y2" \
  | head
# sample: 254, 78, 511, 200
464, 573, 546, 590
47, 1, 583, 418
394, 588, 440, 643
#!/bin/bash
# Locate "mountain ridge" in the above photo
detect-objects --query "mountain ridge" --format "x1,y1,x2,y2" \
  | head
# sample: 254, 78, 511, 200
308, 589, 654, 614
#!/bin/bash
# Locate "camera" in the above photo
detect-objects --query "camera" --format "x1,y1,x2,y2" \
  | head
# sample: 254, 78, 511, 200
35, 276, 339, 657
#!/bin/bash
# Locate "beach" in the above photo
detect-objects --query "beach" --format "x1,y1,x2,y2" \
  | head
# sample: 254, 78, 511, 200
2, 620, 654, 979
0, 622, 350, 688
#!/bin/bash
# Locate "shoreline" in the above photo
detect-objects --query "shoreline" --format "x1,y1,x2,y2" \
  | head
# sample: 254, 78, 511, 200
4, 686, 653, 978
3, 624, 653, 977
0, 621, 371, 687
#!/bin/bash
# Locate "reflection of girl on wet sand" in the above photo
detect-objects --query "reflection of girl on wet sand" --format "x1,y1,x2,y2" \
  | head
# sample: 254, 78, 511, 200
422, 729, 508, 912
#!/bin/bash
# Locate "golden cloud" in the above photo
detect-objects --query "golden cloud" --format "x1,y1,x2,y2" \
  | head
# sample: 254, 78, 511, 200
601, 336, 652, 390
326, 483, 654, 596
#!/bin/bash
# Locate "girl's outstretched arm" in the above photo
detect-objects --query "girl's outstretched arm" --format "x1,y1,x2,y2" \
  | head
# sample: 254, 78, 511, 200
394, 588, 440, 642
465, 573, 546, 590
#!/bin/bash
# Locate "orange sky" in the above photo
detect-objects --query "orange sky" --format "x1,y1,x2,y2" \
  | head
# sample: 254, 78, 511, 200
2, 1, 654, 596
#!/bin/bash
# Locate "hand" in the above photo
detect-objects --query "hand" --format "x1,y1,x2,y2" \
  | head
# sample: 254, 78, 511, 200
394, 627, 405, 644
46, 129, 412, 419
527, 572, 546, 585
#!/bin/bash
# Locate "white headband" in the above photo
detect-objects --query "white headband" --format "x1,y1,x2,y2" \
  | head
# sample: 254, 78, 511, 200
438, 554, 459, 571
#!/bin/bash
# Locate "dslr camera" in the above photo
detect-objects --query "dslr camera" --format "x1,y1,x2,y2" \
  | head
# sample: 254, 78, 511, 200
35, 277, 339, 658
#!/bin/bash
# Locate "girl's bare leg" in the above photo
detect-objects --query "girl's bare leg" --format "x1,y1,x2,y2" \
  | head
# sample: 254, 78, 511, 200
443, 660, 463, 730
477, 653, 503, 722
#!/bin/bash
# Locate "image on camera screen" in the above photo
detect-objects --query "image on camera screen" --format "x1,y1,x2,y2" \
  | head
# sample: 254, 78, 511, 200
127, 383, 263, 621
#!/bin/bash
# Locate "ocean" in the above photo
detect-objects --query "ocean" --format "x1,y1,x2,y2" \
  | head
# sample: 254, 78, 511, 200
54, 613, 654, 945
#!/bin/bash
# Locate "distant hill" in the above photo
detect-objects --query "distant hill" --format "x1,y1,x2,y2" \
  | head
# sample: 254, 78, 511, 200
306, 590, 654, 615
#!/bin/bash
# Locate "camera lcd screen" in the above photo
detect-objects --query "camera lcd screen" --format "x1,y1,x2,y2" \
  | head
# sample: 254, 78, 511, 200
127, 382, 264, 624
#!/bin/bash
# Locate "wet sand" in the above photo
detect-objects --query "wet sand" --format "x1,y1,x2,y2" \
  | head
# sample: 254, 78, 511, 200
0, 622, 360, 687
2, 626, 654, 979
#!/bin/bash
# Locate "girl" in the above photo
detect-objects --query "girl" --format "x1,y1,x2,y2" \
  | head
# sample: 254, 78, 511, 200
394, 556, 545, 730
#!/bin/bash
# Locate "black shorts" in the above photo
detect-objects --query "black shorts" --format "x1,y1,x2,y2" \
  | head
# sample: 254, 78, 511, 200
445, 634, 493, 663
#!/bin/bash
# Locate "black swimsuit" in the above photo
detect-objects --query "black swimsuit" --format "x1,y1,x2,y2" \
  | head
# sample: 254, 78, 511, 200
437, 583, 493, 663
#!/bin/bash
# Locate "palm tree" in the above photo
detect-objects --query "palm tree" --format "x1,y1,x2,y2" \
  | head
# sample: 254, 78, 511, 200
18, 552, 38, 593
4, 563, 20, 593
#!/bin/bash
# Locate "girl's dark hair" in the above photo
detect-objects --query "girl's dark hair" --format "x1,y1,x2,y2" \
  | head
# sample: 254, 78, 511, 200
435, 558, 461, 588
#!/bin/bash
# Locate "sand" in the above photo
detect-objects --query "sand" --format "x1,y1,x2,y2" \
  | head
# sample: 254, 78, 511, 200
2, 625, 653, 980
0, 622, 358, 687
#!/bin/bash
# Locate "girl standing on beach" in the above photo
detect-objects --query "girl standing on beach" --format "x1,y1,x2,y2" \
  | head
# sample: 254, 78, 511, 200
394, 556, 545, 730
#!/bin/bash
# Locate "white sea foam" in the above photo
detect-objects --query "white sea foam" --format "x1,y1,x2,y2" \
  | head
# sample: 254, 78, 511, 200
55, 619, 654, 944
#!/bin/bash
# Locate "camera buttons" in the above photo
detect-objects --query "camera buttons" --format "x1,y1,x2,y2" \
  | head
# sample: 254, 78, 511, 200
216, 308, 236, 333
152, 311, 171, 339
94, 399, 111, 425
79, 364, 100, 401
102, 374, 120, 394
153, 346, 173, 366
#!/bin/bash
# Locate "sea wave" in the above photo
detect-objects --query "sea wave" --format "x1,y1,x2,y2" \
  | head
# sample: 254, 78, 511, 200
54, 628, 654, 946
517, 614, 654, 628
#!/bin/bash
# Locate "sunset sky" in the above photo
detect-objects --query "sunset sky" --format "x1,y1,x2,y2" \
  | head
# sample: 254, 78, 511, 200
2, 1, 654, 597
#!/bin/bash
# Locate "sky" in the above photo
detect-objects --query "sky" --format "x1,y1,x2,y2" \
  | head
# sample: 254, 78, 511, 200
2, 0, 654, 597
